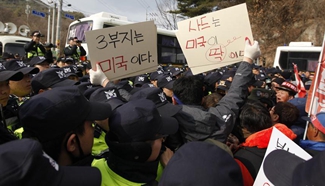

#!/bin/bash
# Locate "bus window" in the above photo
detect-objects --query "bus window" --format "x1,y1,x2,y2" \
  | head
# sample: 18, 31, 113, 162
103, 24, 114, 28
67, 21, 93, 44
158, 34, 186, 65
4, 43, 26, 57
278, 51, 320, 72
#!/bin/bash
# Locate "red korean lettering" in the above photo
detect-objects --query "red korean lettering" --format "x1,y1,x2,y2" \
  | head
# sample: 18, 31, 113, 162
197, 16, 210, 30
189, 21, 196, 32
209, 45, 225, 61
197, 36, 206, 48
186, 39, 196, 49
114, 56, 128, 71
98, 58, 115, 73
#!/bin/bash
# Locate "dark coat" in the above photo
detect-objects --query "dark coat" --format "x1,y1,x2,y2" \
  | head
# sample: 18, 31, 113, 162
174, 61, 253, 143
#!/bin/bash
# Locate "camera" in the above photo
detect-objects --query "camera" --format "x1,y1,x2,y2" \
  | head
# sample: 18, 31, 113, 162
43, 42, 56, 48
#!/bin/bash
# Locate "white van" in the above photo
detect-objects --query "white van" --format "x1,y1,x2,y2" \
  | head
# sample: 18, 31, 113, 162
0, 35, 30, 58
273, 42, 321, 72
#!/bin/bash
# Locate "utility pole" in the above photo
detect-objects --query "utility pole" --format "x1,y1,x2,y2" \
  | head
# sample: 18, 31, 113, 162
55, 0, 62, 57
25, 0, 31, 24
32, 0, 52, 41
47, 8, 51, 42
51, 2, 56, 52
146, 6, 150, 21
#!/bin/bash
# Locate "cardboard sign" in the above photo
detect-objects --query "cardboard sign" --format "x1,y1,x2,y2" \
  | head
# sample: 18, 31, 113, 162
253, 127, 312, 186
176, 3, 253, 75
85, 21, 158, 81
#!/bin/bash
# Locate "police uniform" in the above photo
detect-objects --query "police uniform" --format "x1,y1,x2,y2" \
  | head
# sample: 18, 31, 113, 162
64, 38, 87, 62
24, 31, 51, 60
92, 159, 164, 186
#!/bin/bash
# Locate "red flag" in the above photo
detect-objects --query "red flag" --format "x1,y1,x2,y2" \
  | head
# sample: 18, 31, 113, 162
292, 63, 306, 98
306, 33, 325, 115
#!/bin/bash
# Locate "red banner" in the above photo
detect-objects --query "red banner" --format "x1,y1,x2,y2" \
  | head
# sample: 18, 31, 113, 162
293, 63, 306, 98
305, 36, 325, 115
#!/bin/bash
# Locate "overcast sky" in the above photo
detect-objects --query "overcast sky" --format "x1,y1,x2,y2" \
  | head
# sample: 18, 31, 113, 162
41, 0, 160, 22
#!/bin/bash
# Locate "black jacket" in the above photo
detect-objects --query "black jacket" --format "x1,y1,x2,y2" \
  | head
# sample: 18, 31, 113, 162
64, 45, 86, 58
24, 40, 52, 60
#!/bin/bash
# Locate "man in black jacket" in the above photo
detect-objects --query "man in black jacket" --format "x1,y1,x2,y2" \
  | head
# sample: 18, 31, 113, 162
24, 31, 52, 61
64, 37, 87, 62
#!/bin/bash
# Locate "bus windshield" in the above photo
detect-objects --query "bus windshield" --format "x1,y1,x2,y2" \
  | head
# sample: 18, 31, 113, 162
3, 43, 26, 57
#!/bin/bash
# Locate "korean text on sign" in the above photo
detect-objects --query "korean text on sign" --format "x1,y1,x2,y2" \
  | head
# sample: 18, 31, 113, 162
85, 21, 158, 81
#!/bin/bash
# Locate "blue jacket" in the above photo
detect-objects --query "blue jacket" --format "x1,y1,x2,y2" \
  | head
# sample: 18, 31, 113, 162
300, 140, 325, 156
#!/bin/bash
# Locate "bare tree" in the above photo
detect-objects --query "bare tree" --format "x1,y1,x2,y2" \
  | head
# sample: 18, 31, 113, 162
154, 0, 184, 30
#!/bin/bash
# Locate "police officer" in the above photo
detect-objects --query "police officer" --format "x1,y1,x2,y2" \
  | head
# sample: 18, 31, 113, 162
24, 31, 52, 60
64, 37, 86, 62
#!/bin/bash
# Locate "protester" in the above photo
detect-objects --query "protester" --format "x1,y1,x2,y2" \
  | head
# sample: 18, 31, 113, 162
234, 100, 297, 179
275, 81, 298, 102
270, 102, 300, 128
300, 112, 325, 156
170, 40, 260, 144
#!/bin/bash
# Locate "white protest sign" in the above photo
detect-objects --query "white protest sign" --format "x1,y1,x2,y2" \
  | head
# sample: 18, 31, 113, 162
85, 21, 158, 81
253, 127, 312, 186
176, 3, 253, 75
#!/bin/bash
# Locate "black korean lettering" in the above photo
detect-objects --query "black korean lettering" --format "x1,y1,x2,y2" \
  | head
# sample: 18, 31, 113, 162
134, 30, 144, 43
120, 30, 133, 45
108, 32, 120, 48
96, 35, 108, 49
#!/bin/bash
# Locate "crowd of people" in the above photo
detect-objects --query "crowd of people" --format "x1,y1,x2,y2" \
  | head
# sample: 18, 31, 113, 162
0, 31, 324, 186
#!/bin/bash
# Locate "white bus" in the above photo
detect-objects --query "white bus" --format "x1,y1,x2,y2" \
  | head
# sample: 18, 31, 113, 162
66, 12, 186, 66
273, 42, 321, 72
